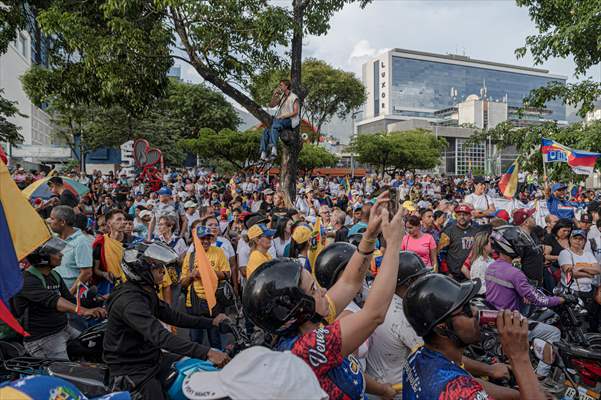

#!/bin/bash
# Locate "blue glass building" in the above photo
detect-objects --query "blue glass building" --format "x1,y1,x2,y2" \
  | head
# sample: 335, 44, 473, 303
361, 49, 567, 124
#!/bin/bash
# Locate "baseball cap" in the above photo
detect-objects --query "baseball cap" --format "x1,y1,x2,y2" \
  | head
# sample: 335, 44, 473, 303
512, 208, 536, 225
291, 225, 312, 244
247, 223, 275, 240
184, 200, 197, 209
263, 188, 274, 195
570, 229, 586, 238
157, 186, 172, 196
181, 346, 328, 400
495, 209, 510, 222
454, 203, 473, 214
402, 201, 417, 212
580, 213, 593, 224
244, 213, 269, 230
196, 226, 214, 238
353, 203, 363, 212
139, 210, 153, 220
551, 183, 567, 192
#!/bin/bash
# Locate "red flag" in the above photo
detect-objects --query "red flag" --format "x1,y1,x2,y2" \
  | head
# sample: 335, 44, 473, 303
0, 146, 6, 165
0, 299, 28, 337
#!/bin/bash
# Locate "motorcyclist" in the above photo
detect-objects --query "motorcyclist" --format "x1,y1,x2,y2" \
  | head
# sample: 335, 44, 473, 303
402, 274, 546, 399
13, 237, 107, 360
314, 242, 397, 399
103, 242, 229, 400
366, 252, 515, 399
242, 192, 404, 400
486, 224, 567, 380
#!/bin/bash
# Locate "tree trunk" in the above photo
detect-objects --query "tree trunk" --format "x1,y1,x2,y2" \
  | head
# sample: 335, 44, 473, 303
280, 0, 304, 207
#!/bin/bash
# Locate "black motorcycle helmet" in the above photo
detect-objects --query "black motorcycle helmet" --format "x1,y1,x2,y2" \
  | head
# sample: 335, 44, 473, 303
242, 258, 318, 335
347, 234, 363, 247
314, 242, 357, 289
397, 251, 428, 287
403, 274, 481, 337
26, 237, 68, 267
121, 242, 178, 287
490, 224, 532, 259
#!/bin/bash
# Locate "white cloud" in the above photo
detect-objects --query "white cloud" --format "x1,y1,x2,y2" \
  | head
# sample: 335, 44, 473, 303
347, 40, 389, 75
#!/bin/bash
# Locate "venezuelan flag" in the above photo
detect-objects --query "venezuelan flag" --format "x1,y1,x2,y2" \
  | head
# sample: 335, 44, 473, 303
541, 138, 601, 175
0, 160, 52, 335
498, 160, 519, 199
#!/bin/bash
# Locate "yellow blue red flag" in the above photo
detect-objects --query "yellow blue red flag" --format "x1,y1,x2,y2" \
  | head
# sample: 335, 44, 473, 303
498, 159, 519, 199
0, 160, 51, 335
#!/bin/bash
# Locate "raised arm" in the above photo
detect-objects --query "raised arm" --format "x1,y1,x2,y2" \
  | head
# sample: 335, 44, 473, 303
339, 206, 404, 357
327, 192, 389, 315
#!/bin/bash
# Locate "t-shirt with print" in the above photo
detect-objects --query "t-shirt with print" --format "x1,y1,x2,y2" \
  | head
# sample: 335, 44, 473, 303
366, 294, 423, 387
463, 193, 493, 225
181, 246, 230, 306
558, 249, 598, 292
401, 234, 437, 267
276, 320, 365, 400
402, 346, 491, 400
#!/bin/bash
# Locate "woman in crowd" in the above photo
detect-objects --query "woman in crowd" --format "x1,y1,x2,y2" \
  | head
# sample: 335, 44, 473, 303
243, 223, 275, 278
559, 229, 601, 332
272, 217, 292, 257
288, 223, 312, 272
470, 231, 494, 295
401, 215, 437, 271
544, 218, 573, 290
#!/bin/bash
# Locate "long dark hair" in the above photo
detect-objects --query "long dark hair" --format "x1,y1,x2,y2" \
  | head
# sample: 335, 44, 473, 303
551, 218, 573, 237
274, 217, 290, 241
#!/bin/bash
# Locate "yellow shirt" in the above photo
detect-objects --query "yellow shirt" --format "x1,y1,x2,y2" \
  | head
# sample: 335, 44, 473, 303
157, 267, 172, 301
181, 246, 230, 307
246, 250, 272, 277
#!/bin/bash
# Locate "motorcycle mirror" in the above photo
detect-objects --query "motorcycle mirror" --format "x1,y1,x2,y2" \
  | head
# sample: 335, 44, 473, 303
531, 338, 555, 365
552, 286, 562, 296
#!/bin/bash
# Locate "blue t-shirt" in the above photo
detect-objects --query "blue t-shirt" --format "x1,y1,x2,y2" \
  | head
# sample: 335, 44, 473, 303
402, 346, 490, 400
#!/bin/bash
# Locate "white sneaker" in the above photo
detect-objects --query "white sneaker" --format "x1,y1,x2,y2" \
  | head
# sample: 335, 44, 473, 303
271, 147, 277, 158
260, 151, 268, 161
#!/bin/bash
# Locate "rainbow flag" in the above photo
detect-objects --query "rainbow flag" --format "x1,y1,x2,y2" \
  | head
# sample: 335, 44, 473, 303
541, 138, 601, 175
498, 159, 519, 199
0, 160, 52, 336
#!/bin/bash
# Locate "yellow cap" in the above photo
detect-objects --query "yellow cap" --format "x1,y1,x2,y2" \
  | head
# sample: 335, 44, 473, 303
292, 225, 312, 244
402, 200, 416, 212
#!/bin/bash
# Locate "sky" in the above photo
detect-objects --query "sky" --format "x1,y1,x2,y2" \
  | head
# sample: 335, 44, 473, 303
176, 0, 597, 141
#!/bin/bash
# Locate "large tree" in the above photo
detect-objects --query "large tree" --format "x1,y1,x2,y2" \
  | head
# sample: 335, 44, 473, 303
516, 0, 601, 117
22, 77, 240, 166
350, 130, 447, 177
250, 58, 366, 142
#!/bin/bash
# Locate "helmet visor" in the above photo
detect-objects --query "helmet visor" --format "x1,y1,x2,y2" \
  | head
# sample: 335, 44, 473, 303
142, 242, 178, 266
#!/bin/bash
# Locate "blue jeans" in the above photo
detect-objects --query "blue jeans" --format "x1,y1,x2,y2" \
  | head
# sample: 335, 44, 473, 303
260, 118, 292, 152
186, 304, 222, 349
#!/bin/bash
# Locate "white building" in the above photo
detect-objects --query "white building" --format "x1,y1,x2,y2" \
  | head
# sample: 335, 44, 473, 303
0, 25, 70, 167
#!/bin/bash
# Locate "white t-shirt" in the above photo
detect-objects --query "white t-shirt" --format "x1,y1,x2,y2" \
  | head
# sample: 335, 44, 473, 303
470, 256, 493, 295
366, 294, 423, 386
273, 237, 290, 258
275, 91, 300, 128
236, 235, 277, 268
585, 225, 601, 264
464, 193, 494, 224
343, 301, 369, 370
558, 249, 598, 292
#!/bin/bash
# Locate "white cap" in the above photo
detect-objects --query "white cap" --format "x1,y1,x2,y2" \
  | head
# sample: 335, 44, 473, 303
182, 346, 327, 400
139, 210, 153, 219
184, 200, 197, 209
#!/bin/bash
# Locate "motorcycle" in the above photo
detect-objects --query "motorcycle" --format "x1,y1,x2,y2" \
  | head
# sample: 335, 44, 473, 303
532, 338, 601, 400
1, 318, 263, 399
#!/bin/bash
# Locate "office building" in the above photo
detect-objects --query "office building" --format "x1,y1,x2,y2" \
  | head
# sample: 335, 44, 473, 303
357, 49, 567, 175
0, 6, 70, 166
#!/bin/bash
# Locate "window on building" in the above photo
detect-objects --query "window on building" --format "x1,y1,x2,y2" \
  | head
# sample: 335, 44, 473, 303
456, 138, 485, 175
17, 32, 28, 57
373, 61, 379, 117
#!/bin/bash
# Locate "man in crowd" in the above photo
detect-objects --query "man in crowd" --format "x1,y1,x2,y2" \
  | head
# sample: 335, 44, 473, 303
464, 176, 496, 225
438, 204, 479, 281
512, 208, 545, 286
48, 176, 79, 208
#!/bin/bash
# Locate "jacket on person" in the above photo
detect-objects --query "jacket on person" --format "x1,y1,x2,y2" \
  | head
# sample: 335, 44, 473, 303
485, 259, 561, 312
546, 194, 583, 219
103, 280, 212, 377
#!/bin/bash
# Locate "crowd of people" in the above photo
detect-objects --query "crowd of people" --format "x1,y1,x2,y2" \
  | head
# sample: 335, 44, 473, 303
5, 162, 601, 399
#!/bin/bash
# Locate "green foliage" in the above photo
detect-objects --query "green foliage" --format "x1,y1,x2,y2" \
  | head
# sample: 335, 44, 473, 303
23, 0, 173, 114
466, 120, 601, 182
298, 144, 338, 173
349, 130, 447, 176
181, 128, 262, 171
24, 77, 239, 165
516, 0, 601, 116
0, 90, 26, 145
250, 58, 365, 141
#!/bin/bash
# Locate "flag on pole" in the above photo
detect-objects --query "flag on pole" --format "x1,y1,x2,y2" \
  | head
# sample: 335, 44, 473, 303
192, 229, 218, 315
0, 146, 7, 165
0, 159, 52, 336
76, 281, 89, 313
308, 217, 324, 277
498, 159, 519, 199
541, 138, 601, 175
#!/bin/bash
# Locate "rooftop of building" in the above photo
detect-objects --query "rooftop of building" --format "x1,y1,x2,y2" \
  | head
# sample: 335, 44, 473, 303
388, 48, 567, 79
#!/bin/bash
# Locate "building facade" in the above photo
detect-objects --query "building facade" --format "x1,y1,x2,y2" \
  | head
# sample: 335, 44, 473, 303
357, 49, 567, 175
0, 7, 70, 167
